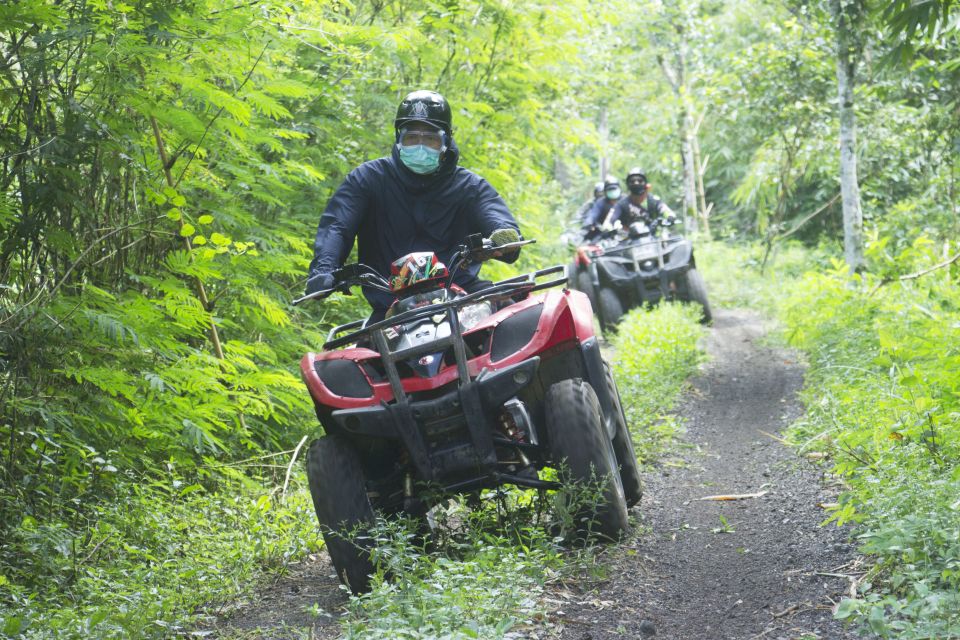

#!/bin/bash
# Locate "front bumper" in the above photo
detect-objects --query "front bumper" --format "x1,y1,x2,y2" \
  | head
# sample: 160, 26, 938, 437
330, 357, 540, 481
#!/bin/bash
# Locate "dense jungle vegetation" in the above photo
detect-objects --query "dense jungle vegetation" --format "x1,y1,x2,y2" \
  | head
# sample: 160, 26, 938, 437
1, 0, 959, 637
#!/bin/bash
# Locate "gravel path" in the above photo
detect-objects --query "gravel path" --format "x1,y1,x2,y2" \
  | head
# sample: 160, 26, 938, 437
210, 308, 863, 640
549, 309, 861, 640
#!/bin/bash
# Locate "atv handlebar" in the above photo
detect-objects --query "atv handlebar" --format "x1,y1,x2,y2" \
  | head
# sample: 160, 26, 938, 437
292, 264, 390, 306
323, 264, 566, 350
293, 235, 536, 307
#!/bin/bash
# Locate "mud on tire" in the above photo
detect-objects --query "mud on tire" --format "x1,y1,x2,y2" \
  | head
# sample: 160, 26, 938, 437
546, 378, 629, 540
306, 435, 376, 594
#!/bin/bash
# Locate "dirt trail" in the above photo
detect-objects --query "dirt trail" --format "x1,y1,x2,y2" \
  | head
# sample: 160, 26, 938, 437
211, 309, 861, 640
551, 309, 860, 640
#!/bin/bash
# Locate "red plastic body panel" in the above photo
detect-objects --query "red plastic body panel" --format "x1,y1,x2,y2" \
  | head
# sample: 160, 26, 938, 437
575, 245, 602, 267
301, 288, 596, 411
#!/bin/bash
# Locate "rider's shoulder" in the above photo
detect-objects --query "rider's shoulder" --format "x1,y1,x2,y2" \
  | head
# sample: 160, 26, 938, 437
451, 166, 498, 191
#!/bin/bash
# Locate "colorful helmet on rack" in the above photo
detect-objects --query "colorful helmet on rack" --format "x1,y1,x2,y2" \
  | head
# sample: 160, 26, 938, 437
389, 252, 449, 292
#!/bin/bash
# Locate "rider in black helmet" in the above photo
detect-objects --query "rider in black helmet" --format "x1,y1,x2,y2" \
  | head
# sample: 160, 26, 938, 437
306, 90, 521, 319
608, 167, 674, 228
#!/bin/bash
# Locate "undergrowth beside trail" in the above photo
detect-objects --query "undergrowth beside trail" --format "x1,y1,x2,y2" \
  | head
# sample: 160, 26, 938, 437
700, 238, 960, 638
1, 474, 320, 638
782, 265, 960, 638
608, 303, 708, 463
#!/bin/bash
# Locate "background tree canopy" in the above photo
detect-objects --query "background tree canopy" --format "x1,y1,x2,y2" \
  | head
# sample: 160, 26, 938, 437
1, 0, 959, 636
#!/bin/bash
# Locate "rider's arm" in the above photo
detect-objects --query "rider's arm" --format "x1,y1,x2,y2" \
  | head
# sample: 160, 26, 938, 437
585, 199, 606, 228
306, 169, 370, 294
469, 177, 522, 263
604, 201, 623, 228
655, 198, 676, 221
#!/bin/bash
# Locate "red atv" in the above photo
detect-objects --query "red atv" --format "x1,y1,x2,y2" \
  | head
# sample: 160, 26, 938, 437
293, 234, 641, 593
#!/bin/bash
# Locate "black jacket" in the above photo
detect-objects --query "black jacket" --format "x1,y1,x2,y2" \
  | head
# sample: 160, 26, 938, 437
585, 197, 620, 227
307, 139, 520, 312
609, 195, 673, 226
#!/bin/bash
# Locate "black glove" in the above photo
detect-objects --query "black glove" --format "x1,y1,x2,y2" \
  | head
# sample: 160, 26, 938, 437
305, 271, 335, 295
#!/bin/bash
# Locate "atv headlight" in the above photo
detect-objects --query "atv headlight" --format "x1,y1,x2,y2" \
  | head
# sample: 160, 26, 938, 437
458, 301, 494, 330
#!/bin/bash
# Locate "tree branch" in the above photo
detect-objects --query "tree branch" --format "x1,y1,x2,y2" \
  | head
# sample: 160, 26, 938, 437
869, 251, 960, 296
776, 192, 842, 240
173, 44, 268, 188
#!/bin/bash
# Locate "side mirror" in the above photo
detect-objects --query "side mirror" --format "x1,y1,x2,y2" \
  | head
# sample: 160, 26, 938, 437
464, 233, 485, 251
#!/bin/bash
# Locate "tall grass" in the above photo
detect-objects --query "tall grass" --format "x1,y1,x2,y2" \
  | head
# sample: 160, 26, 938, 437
608, 303, 707, 462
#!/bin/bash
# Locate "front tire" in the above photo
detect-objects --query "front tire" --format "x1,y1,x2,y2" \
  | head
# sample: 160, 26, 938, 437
546, 379, 629, 540
576, 269, 598, 312
604, 363, 643, 507
598, 287, 625, 331
685, 268, 712, 324
306, 436, 376, 594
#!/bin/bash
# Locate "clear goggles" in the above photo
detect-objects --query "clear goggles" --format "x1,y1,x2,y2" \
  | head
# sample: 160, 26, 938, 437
398, 127, 445, 150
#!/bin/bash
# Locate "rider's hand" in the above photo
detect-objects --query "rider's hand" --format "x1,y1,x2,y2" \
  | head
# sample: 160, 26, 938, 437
488, 228, 521, 259
305, 271, 335, 295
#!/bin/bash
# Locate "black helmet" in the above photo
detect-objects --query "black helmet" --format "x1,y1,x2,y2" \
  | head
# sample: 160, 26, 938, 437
626, 167, 647, 181
593, 181, 604, 198
395, 90, 453, 135
603, 174, 620, 190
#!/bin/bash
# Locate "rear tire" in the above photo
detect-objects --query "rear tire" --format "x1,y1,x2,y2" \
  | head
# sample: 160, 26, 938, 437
598, 287, 625, 331
306, 436, 376, 594
604, 363, 643, 507
685, 268, 712, 324
546, 379, 629, 540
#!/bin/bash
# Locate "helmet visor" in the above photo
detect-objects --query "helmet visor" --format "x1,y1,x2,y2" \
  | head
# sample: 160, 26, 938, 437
399, 127, 444, 150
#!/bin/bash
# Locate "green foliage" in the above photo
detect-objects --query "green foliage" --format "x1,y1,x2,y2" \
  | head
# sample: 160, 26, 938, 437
609, 303, 707, 463
697, 239, 837, 312
0, 476, 319, 639
336, 470, 629, 639
775, 255, 960, 636
340, 503, 559, 640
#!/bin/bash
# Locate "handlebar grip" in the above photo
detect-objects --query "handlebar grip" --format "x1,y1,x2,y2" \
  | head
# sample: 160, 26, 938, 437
292, 287, 336, 306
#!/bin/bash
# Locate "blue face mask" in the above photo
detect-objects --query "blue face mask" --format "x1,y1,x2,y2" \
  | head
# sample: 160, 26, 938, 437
399, 144, 442, 174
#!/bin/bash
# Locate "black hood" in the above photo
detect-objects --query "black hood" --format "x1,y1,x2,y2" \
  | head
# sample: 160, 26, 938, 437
388, 136, 461, 193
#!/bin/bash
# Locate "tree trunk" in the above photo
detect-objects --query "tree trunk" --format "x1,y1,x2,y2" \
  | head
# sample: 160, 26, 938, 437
599, 106, 609, 179
679, 110, 699, 233
831, 0, 864, 273
659, 33, 699, 234
692, 133, 711, 239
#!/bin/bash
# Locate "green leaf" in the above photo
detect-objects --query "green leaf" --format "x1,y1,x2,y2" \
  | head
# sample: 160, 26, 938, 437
834, 598, 858, 619
210, 232, 231, 247
166, 208, 182, 221
198, 215, 214, 225
180, 224, 196, 237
